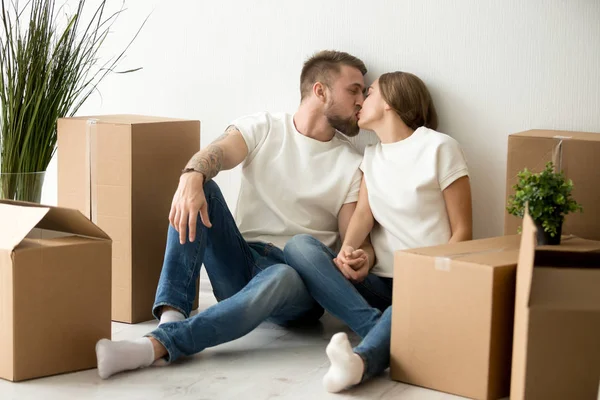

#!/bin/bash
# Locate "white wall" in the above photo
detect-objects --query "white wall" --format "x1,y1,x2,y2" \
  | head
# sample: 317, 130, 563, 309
42, 0, 600, 239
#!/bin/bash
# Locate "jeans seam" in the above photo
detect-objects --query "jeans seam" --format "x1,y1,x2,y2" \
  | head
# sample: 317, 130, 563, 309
356, 350, 369, 382
185, 227, 203, 306
206, 192, 257, 279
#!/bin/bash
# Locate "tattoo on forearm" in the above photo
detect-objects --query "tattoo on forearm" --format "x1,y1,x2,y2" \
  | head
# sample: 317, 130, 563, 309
185, 125, 237, 181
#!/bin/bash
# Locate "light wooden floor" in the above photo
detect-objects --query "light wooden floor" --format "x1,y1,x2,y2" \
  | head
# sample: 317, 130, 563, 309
0, 287, 467, 400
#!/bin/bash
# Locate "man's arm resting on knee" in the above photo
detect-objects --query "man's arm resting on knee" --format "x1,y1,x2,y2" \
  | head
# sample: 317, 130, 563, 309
171, 126, 248, 244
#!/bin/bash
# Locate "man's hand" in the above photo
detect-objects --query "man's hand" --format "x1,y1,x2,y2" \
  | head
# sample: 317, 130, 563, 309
334, 245, 370, 283
169, 172, 212, 244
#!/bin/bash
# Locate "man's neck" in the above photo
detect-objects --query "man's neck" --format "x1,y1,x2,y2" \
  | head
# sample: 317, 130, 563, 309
293, 103, 336, 142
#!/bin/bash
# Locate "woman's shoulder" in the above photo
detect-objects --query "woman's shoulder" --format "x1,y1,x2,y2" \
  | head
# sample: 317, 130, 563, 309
420, 127, 463, 150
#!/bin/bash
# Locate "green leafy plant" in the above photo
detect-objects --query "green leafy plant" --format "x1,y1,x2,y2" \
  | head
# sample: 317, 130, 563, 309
0, 0, 145, 202
507, 161, 583, 237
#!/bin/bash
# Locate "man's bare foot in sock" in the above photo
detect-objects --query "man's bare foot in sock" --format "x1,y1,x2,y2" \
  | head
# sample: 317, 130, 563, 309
323, 332, 364, 392
96, 337, 168, 379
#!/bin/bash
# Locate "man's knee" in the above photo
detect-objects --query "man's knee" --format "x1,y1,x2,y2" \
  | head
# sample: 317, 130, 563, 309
265, 263, 303, 286
283, 234, 323, 261
260, 264, 324, 324
202, 179, 222, 197
255, 264, 307, 300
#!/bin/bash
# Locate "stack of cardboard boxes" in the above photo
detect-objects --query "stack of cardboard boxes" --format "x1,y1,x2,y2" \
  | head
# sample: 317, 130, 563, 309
390, 129, 600, 400
0, 115, 200, 382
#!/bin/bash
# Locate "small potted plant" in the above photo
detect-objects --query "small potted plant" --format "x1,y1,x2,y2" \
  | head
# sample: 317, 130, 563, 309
507, 161, 582, 245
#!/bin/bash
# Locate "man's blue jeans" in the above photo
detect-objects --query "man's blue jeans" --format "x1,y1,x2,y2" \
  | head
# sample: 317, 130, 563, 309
284, 234, 393, 381
149, 181, 323, 362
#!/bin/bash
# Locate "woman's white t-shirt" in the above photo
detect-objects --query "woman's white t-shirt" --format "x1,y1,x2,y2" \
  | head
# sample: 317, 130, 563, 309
232, 112, 363, 250
361, 127, 469, 277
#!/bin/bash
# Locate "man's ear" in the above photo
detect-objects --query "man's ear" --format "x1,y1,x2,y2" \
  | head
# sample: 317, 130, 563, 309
313, 82, 327, 103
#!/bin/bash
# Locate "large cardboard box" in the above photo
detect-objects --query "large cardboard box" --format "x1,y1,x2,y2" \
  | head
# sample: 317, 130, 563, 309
505, 130, 600, 240
0, 200, 111, 382
58, 115, 200, 323
391, 234, 600, 400
390, 235, 522, 400
511, 213, 600, 400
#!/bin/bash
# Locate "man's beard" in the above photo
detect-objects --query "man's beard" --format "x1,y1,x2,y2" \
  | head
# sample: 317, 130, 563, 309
325, 102, 360, 137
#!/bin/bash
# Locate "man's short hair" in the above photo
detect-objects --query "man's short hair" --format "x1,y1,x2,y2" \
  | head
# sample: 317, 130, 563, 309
300, 50, 367, 101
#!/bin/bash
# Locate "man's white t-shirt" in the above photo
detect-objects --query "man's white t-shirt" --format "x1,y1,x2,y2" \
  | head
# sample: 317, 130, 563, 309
361, 127, 469, 277
231, 112, 363, 250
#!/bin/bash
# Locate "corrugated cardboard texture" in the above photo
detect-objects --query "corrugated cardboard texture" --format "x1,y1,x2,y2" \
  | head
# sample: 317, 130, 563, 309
391, 235, 522, 400
0, 201, 111, 382
58, 115, 200, 323
505, 129, 600, 240
511, 214, 600, 400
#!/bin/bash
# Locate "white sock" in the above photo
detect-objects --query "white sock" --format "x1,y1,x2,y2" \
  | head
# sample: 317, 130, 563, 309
159, 309, 185, 326
96, 337, 155, 379
322, 332, 365, 393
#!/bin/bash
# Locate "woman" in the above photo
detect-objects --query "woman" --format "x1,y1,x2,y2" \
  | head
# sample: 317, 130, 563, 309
283, 71, 472, 392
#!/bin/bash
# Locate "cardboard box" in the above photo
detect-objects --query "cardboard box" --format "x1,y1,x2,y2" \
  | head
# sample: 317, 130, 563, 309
511, 213, 600, 400
0, 200, 111, 382
391, 233, 600, 399
390, 235, 522, 400
505, 130, 600, 240
58, 115, 200, 323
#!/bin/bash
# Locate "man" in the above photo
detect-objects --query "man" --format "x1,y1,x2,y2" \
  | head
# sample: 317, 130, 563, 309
96, 50, 374, 379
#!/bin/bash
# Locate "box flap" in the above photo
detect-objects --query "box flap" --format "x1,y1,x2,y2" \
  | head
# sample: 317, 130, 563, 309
515, 211, 538, 311
0, 200, 110, 246
510, 129, 600, 142
0, 202, 50, 251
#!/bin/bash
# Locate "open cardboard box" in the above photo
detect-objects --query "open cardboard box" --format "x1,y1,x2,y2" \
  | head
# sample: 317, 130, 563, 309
0, 200, 111, 382
510, 212, 600, 399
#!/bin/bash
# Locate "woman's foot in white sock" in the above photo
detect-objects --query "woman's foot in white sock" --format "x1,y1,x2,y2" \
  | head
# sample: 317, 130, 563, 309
159, 309, 185, 326
96, 338, 155, 379
323, 332, 365, 393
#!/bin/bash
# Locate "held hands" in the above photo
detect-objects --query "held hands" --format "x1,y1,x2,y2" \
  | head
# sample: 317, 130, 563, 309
169, 172, 213, 244
334, 245, 369, 283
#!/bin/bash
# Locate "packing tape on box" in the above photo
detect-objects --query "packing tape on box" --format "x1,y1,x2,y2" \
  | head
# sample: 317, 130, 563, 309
435, 257, 452, 271
552, 135, 569, 172
86, 119, 99, 223
434, 247, 509, 272
510, 136, 571, 182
